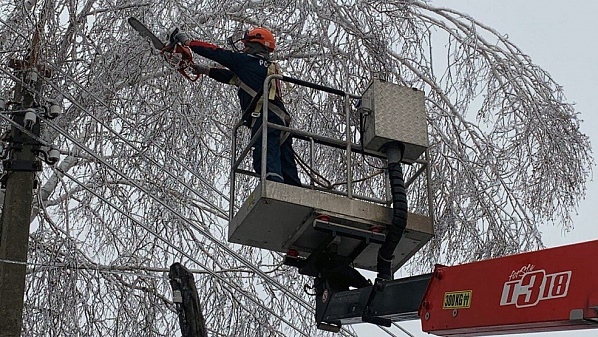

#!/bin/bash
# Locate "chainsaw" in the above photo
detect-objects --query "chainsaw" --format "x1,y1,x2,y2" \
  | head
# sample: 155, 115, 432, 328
128, 17, 202, 82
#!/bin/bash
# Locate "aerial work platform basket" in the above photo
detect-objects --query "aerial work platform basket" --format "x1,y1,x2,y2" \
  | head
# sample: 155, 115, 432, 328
228, 77, 433, 274
224, 76, 598, 336
229, 180, 433, 271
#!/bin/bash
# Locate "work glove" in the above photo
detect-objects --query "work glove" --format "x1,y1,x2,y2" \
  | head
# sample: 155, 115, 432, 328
191, 64, 209, 75
169, 28, 190, 46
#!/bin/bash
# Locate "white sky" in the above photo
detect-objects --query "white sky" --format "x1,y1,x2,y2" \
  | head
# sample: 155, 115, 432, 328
354, 1, 598, 336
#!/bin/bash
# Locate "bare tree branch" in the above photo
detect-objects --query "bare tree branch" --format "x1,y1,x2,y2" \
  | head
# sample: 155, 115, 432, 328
0, 0, 592, 336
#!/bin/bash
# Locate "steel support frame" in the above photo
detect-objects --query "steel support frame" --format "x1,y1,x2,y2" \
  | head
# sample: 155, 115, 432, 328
315, 273, 432, 331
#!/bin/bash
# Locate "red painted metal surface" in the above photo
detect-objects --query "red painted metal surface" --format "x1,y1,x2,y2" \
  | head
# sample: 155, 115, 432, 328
419, 240, 598, 336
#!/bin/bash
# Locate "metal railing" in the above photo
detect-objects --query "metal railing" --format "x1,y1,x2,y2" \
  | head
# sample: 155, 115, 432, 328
229, 75, 433, 222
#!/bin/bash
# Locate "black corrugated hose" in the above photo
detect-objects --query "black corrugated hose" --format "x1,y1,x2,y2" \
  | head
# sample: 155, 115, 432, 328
377, 144, 408, 280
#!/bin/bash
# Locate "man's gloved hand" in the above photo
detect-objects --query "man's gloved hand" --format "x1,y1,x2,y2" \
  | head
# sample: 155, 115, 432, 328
169, 28, 190, 46
191, 64, 209, 75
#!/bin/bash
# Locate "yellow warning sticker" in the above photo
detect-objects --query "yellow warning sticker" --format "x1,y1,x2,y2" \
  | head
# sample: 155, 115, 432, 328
443, 290, 472, 309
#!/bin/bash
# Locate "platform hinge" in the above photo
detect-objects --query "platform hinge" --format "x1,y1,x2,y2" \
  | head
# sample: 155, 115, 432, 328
362, 279, 392, 327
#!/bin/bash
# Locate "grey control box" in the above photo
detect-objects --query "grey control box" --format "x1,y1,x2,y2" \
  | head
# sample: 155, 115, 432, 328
361, 80, 428, 163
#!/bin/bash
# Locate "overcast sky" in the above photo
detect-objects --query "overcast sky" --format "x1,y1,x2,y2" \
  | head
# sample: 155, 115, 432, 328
354, 1, 597, 336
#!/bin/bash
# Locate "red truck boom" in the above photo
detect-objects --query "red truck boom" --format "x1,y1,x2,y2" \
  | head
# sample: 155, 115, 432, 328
419, 239, 598, 336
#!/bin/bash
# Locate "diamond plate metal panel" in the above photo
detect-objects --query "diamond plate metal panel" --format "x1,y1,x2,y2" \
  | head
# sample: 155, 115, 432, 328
362, 80, 428, 163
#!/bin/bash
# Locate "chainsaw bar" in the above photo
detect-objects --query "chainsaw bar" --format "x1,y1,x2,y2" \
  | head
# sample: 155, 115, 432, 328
128, 17, 201, 82
128, 17, 165, 50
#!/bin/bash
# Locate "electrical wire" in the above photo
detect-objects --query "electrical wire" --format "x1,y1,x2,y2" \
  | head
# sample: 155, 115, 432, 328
46, 73, 229, 220
57, 167, 310, 337
14, 67, 315, 309
0, 75, 360, 337
1, 257, 232, 276
0, 257, 167, 279
44, 102, 307, 303
0, 87, 310, 336
46, 98, 360, 337
392, 322, 417, 337
0, 17, 398, 336
42, 61, 232, 204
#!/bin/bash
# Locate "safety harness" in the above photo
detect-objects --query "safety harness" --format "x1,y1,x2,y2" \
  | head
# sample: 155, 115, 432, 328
231, 60, 291, 143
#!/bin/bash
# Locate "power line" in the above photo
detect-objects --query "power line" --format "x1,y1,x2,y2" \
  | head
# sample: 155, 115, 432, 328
58, 167, 311, 337
379, 326, 401, 337
45, 101, 361, 337
393, 322, 417, 337
0, 257, 167, 279
1, 59, 318, 314
0, 257, 240, 276
0, 75, 312, 337
48, 61, 229, 189
0, 18, 378, 337
41, 78, 315, 312
0, 74, 356, 337
47, 74, 230, 219
43, 61, 232, 204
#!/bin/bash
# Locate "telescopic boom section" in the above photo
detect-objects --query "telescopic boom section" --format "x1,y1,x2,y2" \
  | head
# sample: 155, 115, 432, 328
420, 239, 598, 336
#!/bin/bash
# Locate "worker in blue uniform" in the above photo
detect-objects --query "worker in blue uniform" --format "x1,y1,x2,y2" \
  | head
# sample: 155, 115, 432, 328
172, 28, 371, 289
171, 27, 302, 187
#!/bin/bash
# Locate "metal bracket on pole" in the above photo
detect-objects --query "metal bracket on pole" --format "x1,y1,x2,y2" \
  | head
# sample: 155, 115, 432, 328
2, 159, 42, 172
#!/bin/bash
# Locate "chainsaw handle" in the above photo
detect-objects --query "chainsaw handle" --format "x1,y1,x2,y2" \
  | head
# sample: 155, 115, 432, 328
160, 44, 175, 54
178, 44, 193, 60
161, 44, 201, 82
179, 67, 201, 82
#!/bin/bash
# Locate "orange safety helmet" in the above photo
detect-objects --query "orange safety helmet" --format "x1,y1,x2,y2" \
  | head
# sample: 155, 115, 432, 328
242, 27, 276, 52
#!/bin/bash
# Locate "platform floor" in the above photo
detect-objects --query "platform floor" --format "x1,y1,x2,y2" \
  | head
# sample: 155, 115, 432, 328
228, 181, 434, 272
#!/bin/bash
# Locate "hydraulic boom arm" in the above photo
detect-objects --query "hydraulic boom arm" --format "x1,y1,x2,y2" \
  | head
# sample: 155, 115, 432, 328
419, 239, 598, 336
315, 239, 598, 336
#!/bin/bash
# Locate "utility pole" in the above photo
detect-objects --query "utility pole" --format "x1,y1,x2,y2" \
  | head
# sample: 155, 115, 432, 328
0, 2, 57, 326
0, 58, 45, 336
0, 1, 59, 331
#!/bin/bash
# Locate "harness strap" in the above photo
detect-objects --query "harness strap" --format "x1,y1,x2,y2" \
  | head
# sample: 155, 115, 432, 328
233, 63, 291, 143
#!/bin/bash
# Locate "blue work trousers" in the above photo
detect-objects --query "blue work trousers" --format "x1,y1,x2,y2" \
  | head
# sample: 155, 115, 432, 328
251, 110, 301, 187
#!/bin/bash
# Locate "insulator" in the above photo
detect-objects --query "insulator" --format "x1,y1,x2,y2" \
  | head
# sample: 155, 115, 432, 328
26, 68, 38, 82
47, 147, 60, 164
24, 108, 37, 129
49, 103, 62, 118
